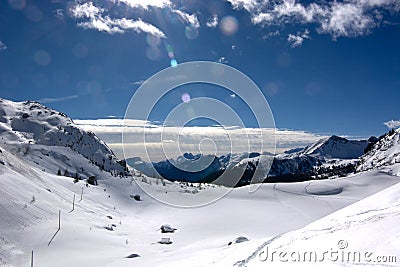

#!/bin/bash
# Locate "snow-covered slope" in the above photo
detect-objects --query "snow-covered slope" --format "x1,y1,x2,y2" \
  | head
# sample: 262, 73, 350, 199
358, 128, 400, 175
2, 122, 398, 266
240, 173, 400, 267
2, 144, 399, 266
157, 167, 400, 267
0, 98, 128, 180
1, 98, 399, 266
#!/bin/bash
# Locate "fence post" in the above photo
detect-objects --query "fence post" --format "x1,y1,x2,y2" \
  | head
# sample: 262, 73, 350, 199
79, 187, 83, 202
48, 210, 61, 246
70, 194, 75, 213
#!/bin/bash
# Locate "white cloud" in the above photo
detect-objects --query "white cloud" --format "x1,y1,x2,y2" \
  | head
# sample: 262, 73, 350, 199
0, 41, 7, 51
287, 29, 310, 48
252, 13, 273, 24
53, 9, 65, 20
37, 94, 79, 104
113, 18, 166, 37
117, 0, 200, 28
70, 2, 166, 37
75, 118, 328, 160
217, 57, 228, 63
70, 2, 103, 18
318, 2, 375, 39
273, 0, 316, 22
77, 16, 124, 34
113, 0, 171, 9
206, 14, 219, 28
229, 0, 400, 39
384, 120, 400, 129
227, 0, 260, 13
173, 9, 200, 28
130, 80, 145, 85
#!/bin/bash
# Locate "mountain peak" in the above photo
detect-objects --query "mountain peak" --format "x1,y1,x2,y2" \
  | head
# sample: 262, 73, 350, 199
300, 135, 368, 159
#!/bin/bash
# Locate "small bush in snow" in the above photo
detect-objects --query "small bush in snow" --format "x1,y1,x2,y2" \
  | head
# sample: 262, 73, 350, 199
87, 176, 98, 185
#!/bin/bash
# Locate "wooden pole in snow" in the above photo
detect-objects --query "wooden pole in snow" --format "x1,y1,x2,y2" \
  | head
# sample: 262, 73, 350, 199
69, 194, 75, 213
48, 210, 61, 246
31, 250, 33, 267
79, 187, 83, 202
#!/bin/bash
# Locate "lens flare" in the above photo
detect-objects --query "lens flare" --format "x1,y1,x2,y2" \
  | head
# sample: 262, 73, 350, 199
166, 43, 178, 66
8, 0, 26, 10
72, 43, 88, 59
24, 5, 42, 22
170, 59, 178, 67
34, 50, 51, 66
181, 92, 191, 103
146, 33, 161, 47
220, 16, 239, 36
166, 44, 174, 53
185, 25, 199, 40
146, 46, 161, 61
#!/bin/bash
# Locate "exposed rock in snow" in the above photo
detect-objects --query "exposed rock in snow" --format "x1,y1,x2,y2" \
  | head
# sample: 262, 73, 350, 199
358, 128, 400, 175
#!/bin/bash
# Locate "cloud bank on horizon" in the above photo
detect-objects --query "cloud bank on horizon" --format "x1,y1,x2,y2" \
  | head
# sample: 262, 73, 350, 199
75, 118, 331, 161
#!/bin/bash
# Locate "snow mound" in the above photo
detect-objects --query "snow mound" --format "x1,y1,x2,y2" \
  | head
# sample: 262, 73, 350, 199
305, 183, 343, 195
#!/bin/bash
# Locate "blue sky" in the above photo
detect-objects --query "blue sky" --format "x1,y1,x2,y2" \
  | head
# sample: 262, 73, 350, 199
1, 0, 400, 138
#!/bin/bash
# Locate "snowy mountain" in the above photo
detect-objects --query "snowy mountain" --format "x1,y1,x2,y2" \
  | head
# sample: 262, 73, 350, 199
129, 135, 371, 185
236, 135, 372, 183
0, 98, 128, 181
358, 128, 400, 175
127, 152, 263, 183
299, 135, 368, 159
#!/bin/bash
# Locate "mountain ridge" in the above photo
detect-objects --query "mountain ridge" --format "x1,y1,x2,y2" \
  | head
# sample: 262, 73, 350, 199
0, 98, 128, 181
128, 134, 373, 185
357, 127, 400, 175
